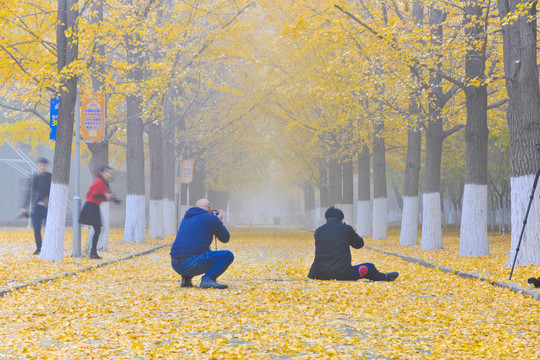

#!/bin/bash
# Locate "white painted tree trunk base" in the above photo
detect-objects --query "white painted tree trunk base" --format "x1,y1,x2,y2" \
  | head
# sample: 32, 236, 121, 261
40, 183, 69, 262
372, 197, 387, 240
149, 199, 165, 239
421, 192, 442, 250
400, 196, 419, 246
317, 207, 325, 227
341, 204, 354, 228
356, 201, 371, 237
311, 208, 319, 229
180, 205, 188, 221
305, 209, 318, 230
87, 201, 109, 251
506, 175, 540, 266
460, 184, 489, 257
163, 199, 176, 236
123, 195, 146, 242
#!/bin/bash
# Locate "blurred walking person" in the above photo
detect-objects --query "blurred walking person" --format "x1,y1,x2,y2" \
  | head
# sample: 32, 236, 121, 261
79, 166, 119, 259
20, 158, 51, 255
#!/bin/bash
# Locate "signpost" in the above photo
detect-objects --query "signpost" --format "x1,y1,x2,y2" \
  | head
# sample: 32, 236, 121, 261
80, 94, 105, 143
72, 95, 82, 257
181, 159, 194, 183
176, 159, 194, 228
50, 95, 59, 141
73, 93, 106, 257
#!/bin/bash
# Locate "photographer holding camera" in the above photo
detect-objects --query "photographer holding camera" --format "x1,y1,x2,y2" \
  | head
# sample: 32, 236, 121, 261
170, 198, 233, 289
79, 166, 120, 259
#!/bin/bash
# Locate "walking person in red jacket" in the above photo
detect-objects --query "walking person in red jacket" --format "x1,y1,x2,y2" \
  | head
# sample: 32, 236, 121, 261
79, 166, 119, 259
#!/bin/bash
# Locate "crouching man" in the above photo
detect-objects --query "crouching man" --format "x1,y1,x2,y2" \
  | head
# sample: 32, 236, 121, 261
308, 207, 399, 282
170, 199, 234, 289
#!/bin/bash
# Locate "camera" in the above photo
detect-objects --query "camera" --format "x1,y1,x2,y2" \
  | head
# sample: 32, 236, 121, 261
112, 195, 122, 204
212, 209, 220, 216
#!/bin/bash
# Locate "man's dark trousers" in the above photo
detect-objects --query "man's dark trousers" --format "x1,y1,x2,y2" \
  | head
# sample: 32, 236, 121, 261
31, 205, 47, 251
172, 250, 234, 281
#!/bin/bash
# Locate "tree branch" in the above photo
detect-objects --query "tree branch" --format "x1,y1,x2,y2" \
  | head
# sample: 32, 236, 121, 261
443, 124, 464, 139
487, 98, 508, 110
0, 102, 48, 124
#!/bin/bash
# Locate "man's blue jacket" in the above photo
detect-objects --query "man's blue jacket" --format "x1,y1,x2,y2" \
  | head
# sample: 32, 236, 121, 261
170, 207, 230, 259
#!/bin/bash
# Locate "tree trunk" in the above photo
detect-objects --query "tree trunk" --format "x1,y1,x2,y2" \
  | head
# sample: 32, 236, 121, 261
400, 1, 424, 246
40, 0, 78, 262
460, 1, 490, 257
304, 183, 317, 230
400, 128, 421, 246
341, 156, 354, 226
148, 121, 165, 239
162, 88, 177, 235
498, 0, 540, 266
189, 158, 206, 205
356, 145, 371, 237
180, 182, 188, 217
372, 119, 387, 240
391, 180, 403, 211
328, 158, 342, 205
421, 7, 446, 250
123, 35, 146, 242
318, 160, 329, 226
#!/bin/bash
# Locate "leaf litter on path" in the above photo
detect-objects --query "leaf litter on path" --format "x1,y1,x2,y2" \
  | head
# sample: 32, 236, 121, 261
0, 229, 539, 359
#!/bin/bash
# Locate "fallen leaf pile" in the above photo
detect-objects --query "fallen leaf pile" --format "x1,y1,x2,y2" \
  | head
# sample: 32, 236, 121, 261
0, 228, 539, 359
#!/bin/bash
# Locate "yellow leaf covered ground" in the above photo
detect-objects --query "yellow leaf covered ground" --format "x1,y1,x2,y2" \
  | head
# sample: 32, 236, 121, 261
0, 228, 171, 292
366, 229, 540, 295
0, 228, 539, 359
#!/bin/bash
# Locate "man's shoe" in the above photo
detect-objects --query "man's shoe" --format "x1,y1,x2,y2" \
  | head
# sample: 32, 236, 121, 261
90, 253, 102, 260
33, 249, 40, 255
200, 278, 228, 289
181, 276, 193, 288
386, 272, 399, 281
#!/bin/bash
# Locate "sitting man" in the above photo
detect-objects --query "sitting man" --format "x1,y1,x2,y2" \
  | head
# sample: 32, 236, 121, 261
308, 206, 399, 282
170, 199, 234, 289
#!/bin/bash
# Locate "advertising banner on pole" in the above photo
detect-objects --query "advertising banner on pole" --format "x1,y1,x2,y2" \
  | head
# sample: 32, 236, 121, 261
80, 94, 105, 143
181, 159, 195, 183
50, 95, 59, 141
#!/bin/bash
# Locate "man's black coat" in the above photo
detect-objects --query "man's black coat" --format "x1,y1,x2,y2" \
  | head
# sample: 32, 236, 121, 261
308, 218, 364, 280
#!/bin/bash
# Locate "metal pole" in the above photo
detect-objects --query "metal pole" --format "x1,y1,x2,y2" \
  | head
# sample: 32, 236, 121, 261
72, 94, 82, 257
509, 167, 540, 280
176, 156, 182, 230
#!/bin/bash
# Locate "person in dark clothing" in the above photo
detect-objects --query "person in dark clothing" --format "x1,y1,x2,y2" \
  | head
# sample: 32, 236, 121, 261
20, 157, 52, 255
308, 207, 399, 282
170, 198, 233, 289
79, 166, 118, 259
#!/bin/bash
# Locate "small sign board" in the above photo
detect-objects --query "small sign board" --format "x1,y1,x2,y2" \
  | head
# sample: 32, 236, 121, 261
81, 94, 105, 143
50, 95, 59, 141
181, 160, 195, 183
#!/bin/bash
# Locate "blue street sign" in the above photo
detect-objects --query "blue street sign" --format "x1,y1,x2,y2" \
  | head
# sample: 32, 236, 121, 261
50, 95, 59, 141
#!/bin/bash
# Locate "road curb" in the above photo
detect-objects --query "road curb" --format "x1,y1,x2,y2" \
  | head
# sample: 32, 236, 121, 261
0, 243, 170, 298
365, 245, 540, 301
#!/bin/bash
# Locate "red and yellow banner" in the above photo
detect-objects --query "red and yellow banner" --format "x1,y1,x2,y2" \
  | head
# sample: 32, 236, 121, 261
81, 94, 105, 143
181, 160, 195, 183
